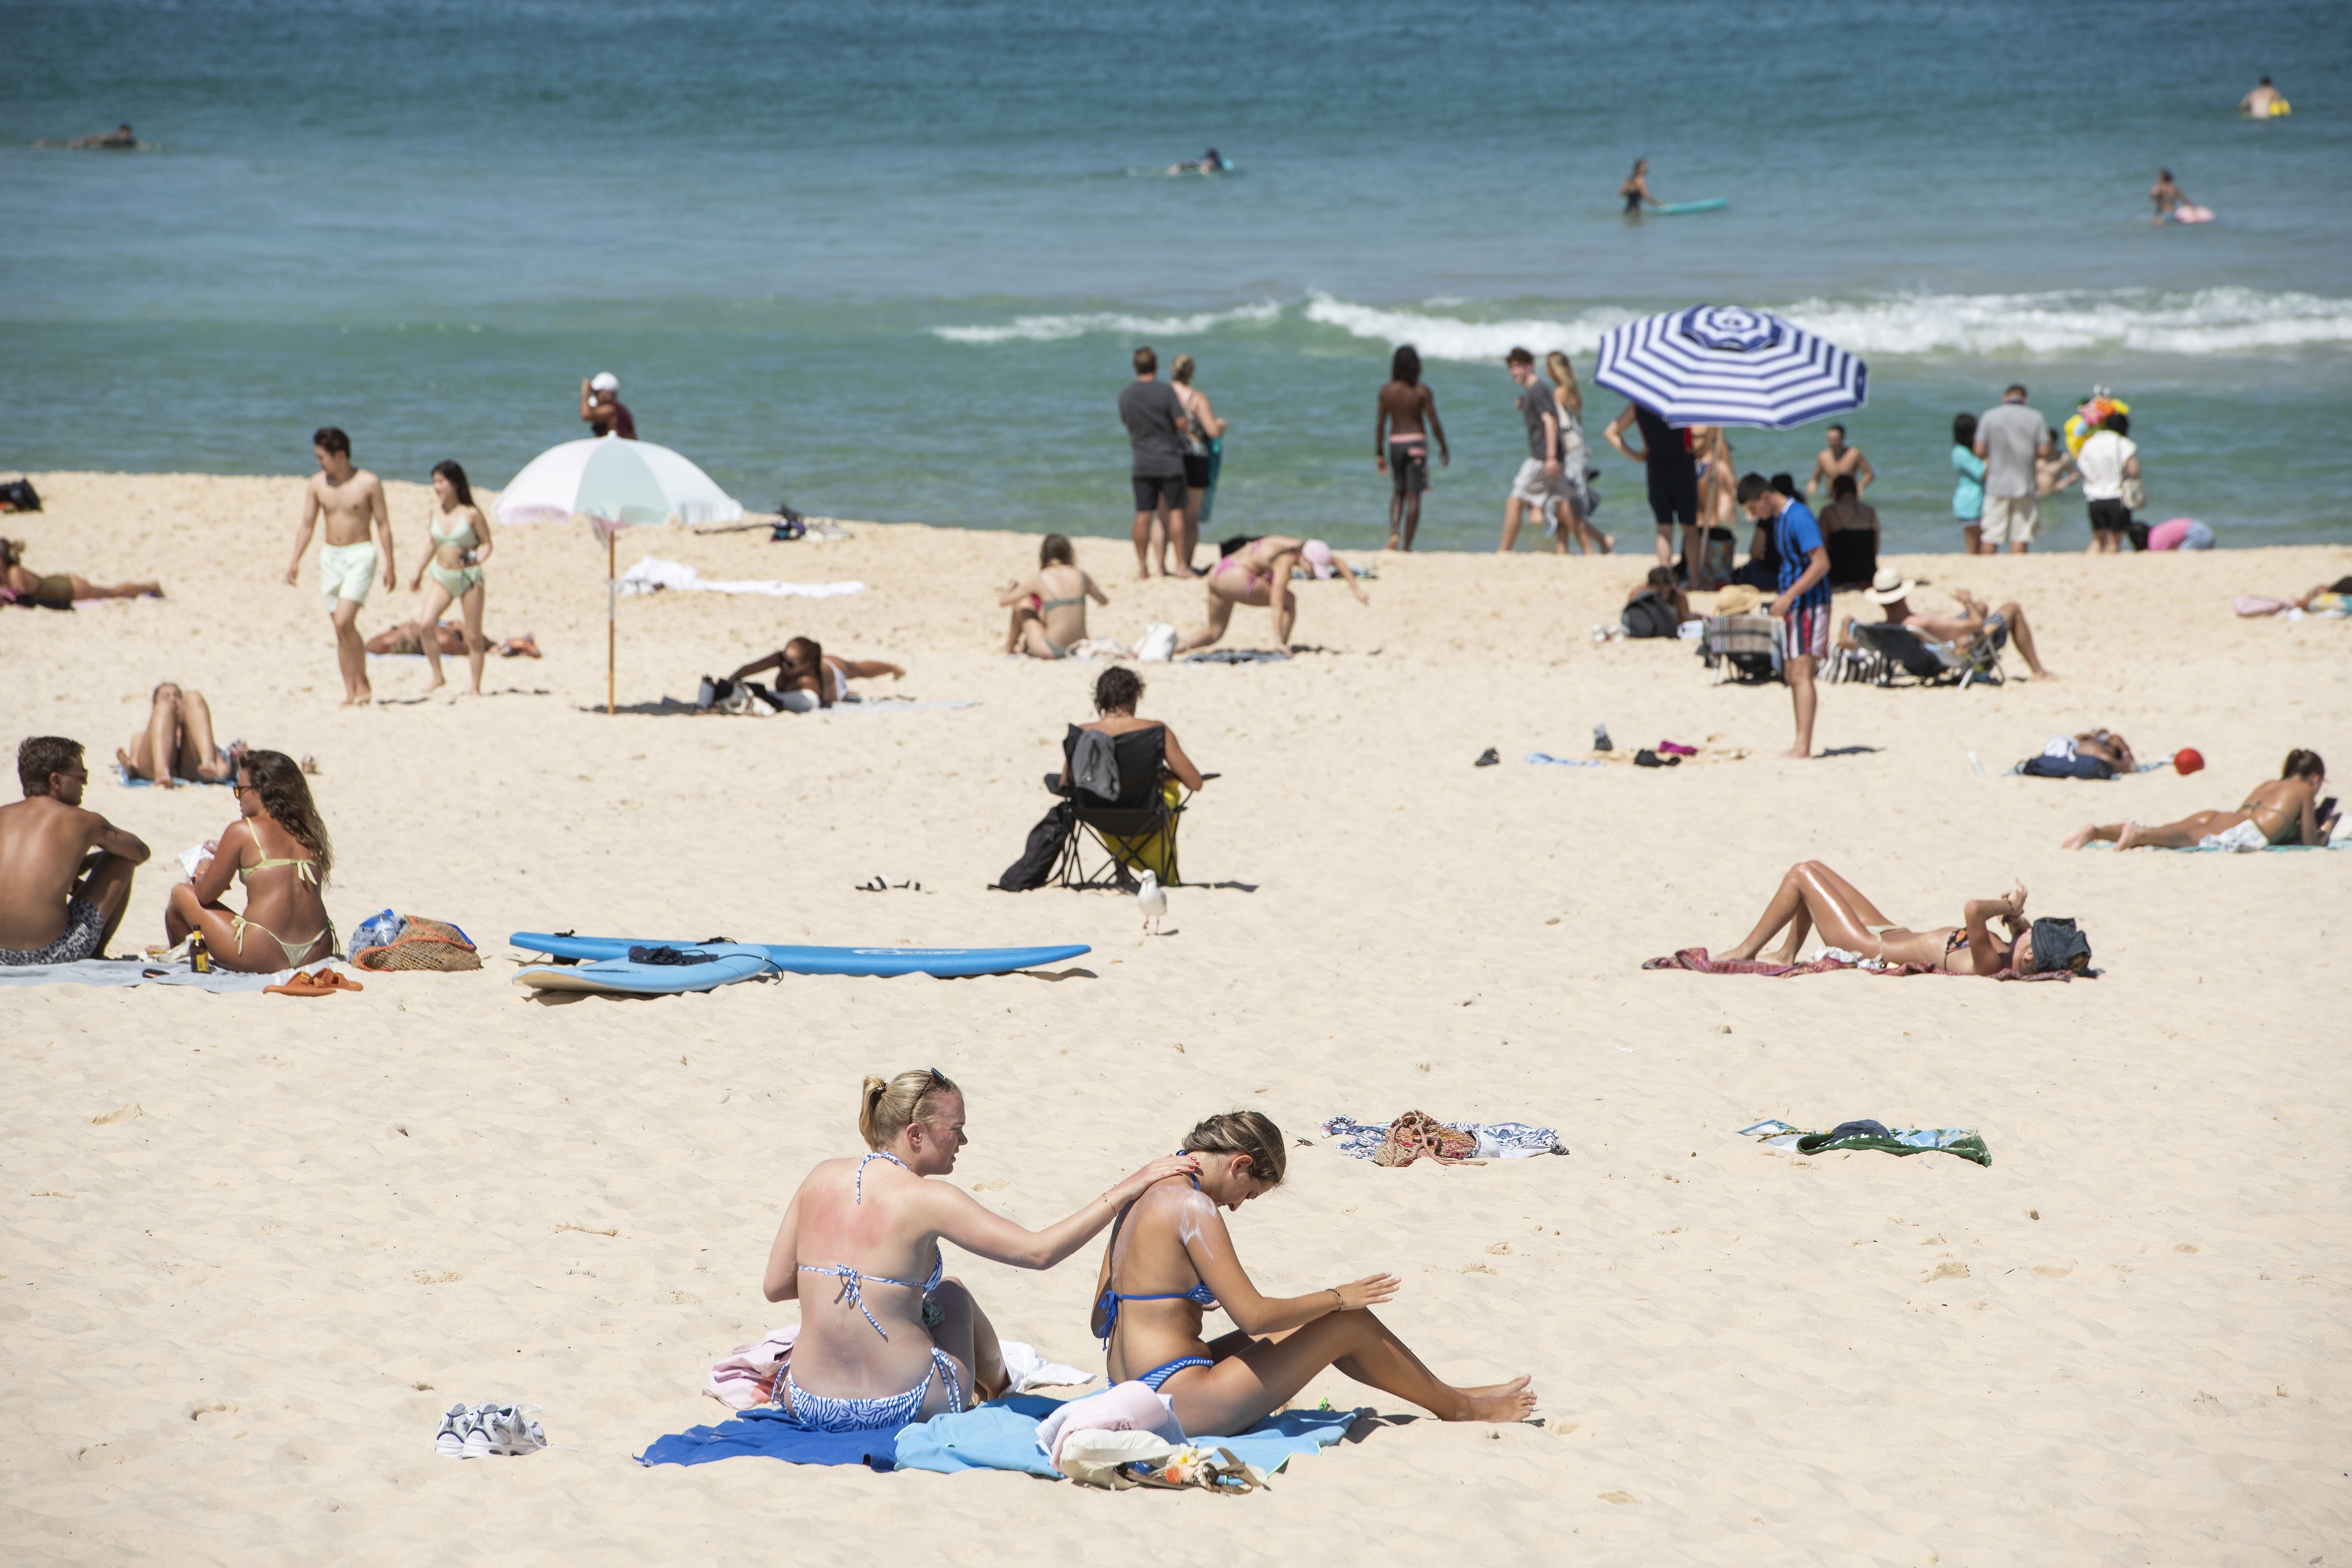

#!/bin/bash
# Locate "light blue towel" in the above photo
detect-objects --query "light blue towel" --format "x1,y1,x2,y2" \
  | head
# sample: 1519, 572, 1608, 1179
890, 1395, 1363, 1478
1524, 753, 1605, 768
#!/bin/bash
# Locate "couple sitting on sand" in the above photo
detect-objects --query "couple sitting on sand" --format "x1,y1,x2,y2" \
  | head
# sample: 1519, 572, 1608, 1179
759, 1068, 1536, 1434
0, 738, 335, 971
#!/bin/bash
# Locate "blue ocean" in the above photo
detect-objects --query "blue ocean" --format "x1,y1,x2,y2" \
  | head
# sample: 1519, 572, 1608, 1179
4, 0, 2347, 552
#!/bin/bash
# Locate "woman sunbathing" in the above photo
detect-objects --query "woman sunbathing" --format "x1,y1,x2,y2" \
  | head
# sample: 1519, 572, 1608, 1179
165, 750, 337, 972
728, 636, 903, 712
1, 538, 161, 608
366, 621, 539, 659
118, 682, 241, 786
1089, 1109, 1536, 1431
2064, 749, 2331, 850
1000, 533, 1109, 659
761, 1068, 1199, 1432
1177, 536, 1366, 656
1717, 860, 2089, 975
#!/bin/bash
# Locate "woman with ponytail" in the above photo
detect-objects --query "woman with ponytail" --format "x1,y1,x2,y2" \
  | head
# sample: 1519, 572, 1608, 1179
760, 1068, 1200, 1433
1087, 1109, 1537, 1433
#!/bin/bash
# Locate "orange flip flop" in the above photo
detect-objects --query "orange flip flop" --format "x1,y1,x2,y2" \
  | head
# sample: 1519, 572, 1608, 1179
321, 969, 365, 992
264, 970, 339, 998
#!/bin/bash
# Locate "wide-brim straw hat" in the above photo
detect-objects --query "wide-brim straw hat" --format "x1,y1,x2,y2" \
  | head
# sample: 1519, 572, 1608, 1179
1865, 568, 1915, 605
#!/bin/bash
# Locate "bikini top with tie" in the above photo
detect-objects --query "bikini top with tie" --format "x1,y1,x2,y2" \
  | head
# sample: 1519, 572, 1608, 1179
1095, 1168, 1219, 1346
800, 1151, 946, 1340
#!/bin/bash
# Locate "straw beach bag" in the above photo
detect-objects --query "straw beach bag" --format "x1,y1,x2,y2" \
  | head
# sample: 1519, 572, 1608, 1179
352, 915, 482, 973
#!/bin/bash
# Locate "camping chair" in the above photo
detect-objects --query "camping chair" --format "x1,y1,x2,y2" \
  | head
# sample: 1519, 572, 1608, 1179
1699, 614, 1782, 686
1047, 724, 1206, 889
1844, 621, 2005, 688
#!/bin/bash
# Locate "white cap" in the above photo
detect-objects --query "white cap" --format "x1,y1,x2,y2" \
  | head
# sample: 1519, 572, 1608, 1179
590, 372, 619, 393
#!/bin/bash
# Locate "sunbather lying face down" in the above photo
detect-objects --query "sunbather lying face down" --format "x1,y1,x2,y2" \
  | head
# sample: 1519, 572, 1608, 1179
1087, 1110, 1537, 1433
726, 637, 904, 710
758, 1068, 1198, 1432
1717, 860, 2090, 975
2063, 749, 2332, 850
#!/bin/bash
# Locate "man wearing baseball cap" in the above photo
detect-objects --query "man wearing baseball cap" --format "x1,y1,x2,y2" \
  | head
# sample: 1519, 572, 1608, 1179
580, 372, 637, 440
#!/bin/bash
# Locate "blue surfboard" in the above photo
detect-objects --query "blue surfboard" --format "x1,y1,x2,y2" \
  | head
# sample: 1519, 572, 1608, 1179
509, 932, 1091, 979
515, 943, 777, 996
1656, 197, 1729, 215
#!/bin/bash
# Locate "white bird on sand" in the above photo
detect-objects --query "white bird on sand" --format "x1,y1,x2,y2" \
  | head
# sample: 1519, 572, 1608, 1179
1136, 870, 1167, 937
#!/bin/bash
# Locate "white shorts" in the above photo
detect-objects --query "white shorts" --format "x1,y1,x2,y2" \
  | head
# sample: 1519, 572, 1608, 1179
1510, 458, 1567, 507
319, 541, 378, 613
1979, 494, 2040, 546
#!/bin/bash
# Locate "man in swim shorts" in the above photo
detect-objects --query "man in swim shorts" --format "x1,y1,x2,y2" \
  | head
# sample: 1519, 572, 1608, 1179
1972, 385, 2049, 555
1497, 348, 1564, 552
1604, 400, 1700, 570
1375, 344, 1447, 552
1740, 473, 1830, 760
284, 426, 394, 706
0, 736, 150, 966
1119, 347, 1192, 579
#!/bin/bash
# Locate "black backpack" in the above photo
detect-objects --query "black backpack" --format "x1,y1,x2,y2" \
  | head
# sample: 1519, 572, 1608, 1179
1621, 591, 1680, 639
992, 801, 1073, 892
0, 478, 40, 513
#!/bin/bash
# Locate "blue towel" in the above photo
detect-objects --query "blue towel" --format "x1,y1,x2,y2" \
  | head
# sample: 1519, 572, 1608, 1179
1524, 753, 1605, 768
635, 1405, 898, 1470
891, 1396, 1362, 1478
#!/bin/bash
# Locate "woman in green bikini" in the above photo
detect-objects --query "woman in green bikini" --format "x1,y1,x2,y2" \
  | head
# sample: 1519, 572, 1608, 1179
165, 750, 337, 972
1000, 533, 1109, 659
406, 461, 496, 695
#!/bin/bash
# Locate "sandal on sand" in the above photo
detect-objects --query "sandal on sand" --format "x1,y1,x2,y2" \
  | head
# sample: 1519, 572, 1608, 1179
321, 969, 365, 992
264, 971, 339, 998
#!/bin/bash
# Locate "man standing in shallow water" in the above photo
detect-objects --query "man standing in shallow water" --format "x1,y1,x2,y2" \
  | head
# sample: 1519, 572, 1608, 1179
284, 427, 395, 706
1375, 344, 1448, 551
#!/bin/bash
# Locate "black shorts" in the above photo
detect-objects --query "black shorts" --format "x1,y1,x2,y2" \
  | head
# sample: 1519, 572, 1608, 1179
1389, 441, 1429, 496
2087, 497, 2132, 535
1132, 473, 1186, 512
1646, 461, 1698, 528
1182, 453, 1212, 489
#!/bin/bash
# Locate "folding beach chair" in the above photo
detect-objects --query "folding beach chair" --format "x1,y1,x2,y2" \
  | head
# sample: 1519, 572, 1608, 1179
1047, 724, 1205, 889
1699, 614, 1782, 686
1845, 622, 2004, 688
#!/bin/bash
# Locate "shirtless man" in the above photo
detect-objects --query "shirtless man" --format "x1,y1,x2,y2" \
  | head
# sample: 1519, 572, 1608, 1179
2239, 76, 2284, 118
1375, 345, 1449, 551
1806, 424, 1873, 499
2150, 169, 2188, 222
67, 123, 141, 149
1837, 572, 2055, 679
2065, 749, 2333, 850
283, 427, 395, 706
0, 737, 150, 966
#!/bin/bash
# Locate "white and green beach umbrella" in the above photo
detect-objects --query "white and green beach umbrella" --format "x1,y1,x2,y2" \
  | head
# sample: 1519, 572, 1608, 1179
494, 435, 743, 529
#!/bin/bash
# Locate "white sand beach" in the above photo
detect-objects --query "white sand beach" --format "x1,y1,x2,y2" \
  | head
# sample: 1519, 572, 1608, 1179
3, 472, 2347, 1563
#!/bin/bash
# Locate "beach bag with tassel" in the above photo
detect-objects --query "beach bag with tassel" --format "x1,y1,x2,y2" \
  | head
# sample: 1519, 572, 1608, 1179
352, 915, 482, 973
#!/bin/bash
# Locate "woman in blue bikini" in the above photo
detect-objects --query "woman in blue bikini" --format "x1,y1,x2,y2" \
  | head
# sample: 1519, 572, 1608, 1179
1089, 1111, 1537, 1433
760, 1068, 1199, 1433
1000, 533, 1109, 659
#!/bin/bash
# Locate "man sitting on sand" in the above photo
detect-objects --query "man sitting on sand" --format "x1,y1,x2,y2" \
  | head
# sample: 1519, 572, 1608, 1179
283, 428, 395, 706
728, 637, 904, 712
1, 538, 163, 608
366, 620, 540, 659
2065, 749, 2333, 850
0, 737, 150, 966
118, 682, 241, 787
1837, 569, 2055, 680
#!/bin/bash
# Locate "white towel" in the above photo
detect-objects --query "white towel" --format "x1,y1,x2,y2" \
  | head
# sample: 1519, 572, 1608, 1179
618, 557, 866, 599
1000, 1341, 1095, 1393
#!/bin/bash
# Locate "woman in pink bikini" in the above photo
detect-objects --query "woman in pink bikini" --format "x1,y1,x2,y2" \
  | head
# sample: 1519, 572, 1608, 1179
1176, 536, 1367, 656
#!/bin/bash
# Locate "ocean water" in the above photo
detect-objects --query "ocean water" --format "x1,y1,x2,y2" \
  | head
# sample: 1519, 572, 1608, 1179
4, 0, 2349, 554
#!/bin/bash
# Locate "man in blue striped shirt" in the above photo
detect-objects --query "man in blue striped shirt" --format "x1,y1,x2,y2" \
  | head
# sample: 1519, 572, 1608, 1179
1739, 472, 1830, 759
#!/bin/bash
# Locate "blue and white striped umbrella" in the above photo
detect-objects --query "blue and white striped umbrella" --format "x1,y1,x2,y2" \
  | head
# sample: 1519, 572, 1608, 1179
1593, 305, 1867, 429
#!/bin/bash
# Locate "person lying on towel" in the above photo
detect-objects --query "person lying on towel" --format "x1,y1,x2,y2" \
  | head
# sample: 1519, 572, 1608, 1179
1716, 860, 2090, 976
2021, 728, 2136, 780
758, 1067, 1198, 1433
1837, 570, 2055, 680
728, 636, 903, 712
1089, 1109, 1537, 1430
2064, 749, 2333, 850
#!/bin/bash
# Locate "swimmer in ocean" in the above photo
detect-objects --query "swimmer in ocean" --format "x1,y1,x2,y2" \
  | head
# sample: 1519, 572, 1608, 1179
2149, 168, 2188, 223
2238, 76, 2284, 118
1620, 158, 1656, 214
1168, 148, 1228, 175
55, 123, 147, 150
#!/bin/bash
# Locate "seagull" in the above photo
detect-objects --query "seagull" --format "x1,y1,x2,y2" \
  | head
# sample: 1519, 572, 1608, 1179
1136, 870, 1167, 937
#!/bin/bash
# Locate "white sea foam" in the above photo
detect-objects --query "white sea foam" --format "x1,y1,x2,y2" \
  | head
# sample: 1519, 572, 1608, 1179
1303, 292, 1633, 361
933, 299, 1281, 345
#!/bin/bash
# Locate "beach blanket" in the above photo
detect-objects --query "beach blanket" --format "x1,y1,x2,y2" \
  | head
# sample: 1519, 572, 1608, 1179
2081, 836, 2346, 852
1737, 1119, 1991, 1168
1321, 1114, 1564, 1160
638, 1394, 1360, 1476
0, 958, 353, 992
1644, 947, 2073, 981
617, 556, 866, 598
1184, 649, 1290, 665
112, 761, 233, 787
1524, 753, 1605, 768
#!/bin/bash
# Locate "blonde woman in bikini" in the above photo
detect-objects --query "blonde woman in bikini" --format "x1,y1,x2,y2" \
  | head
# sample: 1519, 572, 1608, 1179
998, 533, 1109, 659
2064, 749, 2332, 850
1177, 536, 1366, 656
406, 460, 496, 696
1090, 1110, 1537, 1430
165, 750, 337, 972
1715, 861, 2088, 976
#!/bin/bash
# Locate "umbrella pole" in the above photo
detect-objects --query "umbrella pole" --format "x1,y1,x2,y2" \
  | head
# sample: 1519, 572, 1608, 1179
606, 530, 615, 716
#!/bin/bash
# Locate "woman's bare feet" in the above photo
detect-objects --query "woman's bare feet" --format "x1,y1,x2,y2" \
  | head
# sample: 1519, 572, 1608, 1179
1449, 1375, 1537, 1422
2061, 824, 2097, 850
420, 675, 446, 694
2113, 821, 2146, 850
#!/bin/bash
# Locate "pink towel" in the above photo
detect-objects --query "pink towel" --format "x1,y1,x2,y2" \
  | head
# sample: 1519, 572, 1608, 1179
704, 1326, 798, 1409
1036, 1380, 1185, 1465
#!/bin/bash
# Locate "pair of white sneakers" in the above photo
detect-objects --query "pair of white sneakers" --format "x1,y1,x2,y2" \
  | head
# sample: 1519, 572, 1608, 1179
434, 1403, 546, 1458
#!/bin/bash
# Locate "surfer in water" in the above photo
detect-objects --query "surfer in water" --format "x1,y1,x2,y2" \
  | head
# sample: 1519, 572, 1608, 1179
1169, 149, 1228, 175
2149, 169, 2189, 222
1620, 158, 1657, 213
61, 123, 146, 149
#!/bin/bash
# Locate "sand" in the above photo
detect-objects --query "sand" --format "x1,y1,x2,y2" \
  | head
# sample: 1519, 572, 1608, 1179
2, 471, 2347, 1565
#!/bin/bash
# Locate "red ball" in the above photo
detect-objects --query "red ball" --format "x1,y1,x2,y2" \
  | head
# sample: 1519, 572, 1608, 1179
2173, 747, 2205, 775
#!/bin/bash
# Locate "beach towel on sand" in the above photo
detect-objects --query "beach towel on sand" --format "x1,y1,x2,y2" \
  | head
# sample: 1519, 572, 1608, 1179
1738, 1119, 1991, 1167
617, 557, 864, 598
1645, 947, 2073, 981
